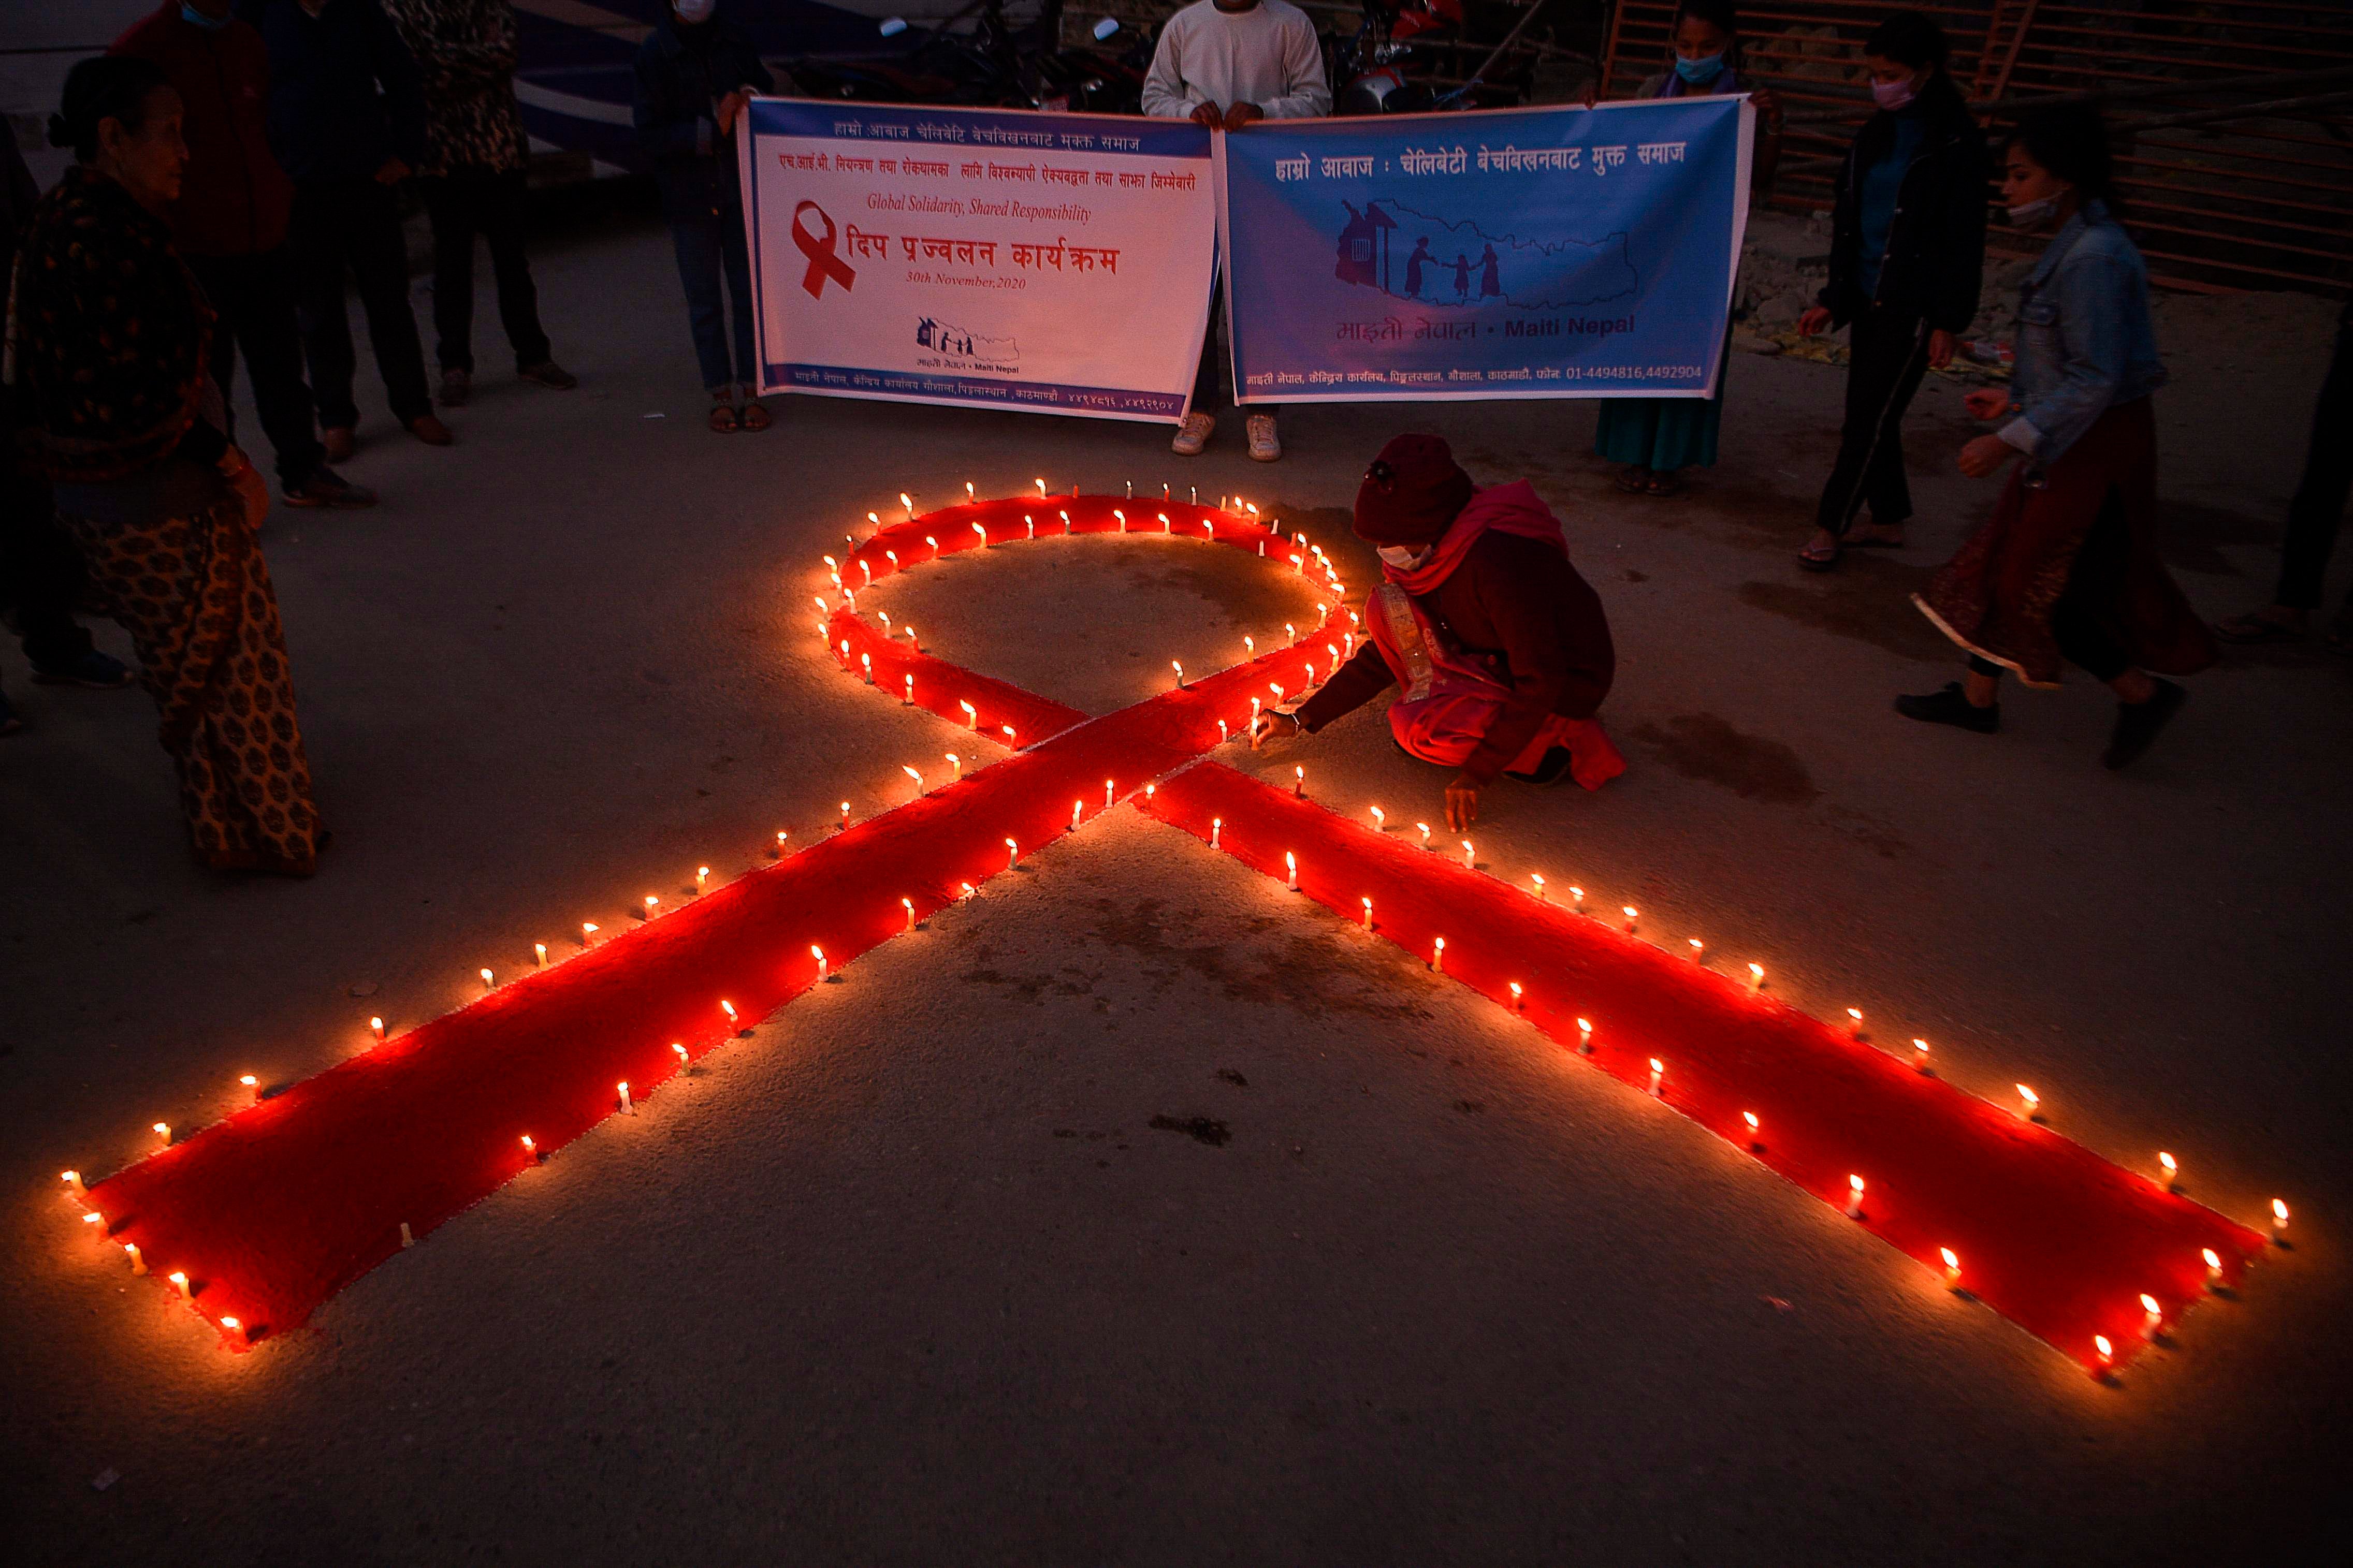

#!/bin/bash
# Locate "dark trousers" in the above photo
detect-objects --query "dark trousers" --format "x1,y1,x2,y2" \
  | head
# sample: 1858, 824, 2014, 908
1193, 275, 1275, 417
186, 248, 325, 487
1815, 307, 1933, 535
1968, 489, 2133, 684
422, 168, 552, 375
2275, 313, 2353, 611
0, 465, 94, 670
290, 177, 433, 430
669, 208, 757, 393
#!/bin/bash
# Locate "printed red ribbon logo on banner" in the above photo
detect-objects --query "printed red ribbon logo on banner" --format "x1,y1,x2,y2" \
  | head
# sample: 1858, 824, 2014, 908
792, 200, 856, 300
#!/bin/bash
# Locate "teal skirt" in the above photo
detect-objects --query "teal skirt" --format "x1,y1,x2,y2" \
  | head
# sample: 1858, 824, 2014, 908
1594, 389, 1723, 472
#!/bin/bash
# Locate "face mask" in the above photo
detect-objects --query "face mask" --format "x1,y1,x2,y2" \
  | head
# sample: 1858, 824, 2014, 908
673, 0, 715, 22
1377, 544, 1431, 571
181, 3, 233, 28
1674, 53, 1726, 86
1870, 75, 1919, 112
2007, 194, 2064, 228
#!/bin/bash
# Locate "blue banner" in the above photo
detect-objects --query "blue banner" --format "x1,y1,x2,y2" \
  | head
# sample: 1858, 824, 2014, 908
1216, 98, 1754, 403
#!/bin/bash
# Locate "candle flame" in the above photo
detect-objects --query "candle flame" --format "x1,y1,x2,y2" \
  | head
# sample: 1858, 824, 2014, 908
521, 1135, 535, 1152
2273, 1198, 2290, 1223
1743, 1111, 1759, 1132
154, 1122, 169, 1139
2158, 1151, 2177, 1175
1508, 981, 1523, 999
239, 1074, 257, 1088
2140, 1293, 2160, 1315
2017, 1085, 2040, 1109
1847, 1008, 1863, 1023
2202, 1248, 2221, 1270
1576, 1017, 1591, 1034
2094, 1335, 2113, 1361
1849, 1175, 1865, 1194
673, 1043, 689, 1062
1622, 905, 1638, 920
1748, 962, 1763, 981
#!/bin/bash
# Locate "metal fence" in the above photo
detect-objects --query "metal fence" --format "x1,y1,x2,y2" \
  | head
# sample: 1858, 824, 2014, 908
1600, 0, 2353, 293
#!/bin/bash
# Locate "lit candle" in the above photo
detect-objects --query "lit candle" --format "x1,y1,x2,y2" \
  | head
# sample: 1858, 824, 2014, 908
1026, 516, 1035, 539
401, 1222, 414, 1248
823, 554, 838, 571
2139, 1293, 2162, 1341
904, 626, 918, 652
521, 1134, 539, 1161
481, 966, 496, 990
2093, 1334, 2114, 1375
1748, 962, 1764, 991
867, 510, 881, 529
960, 700, 978, 730
1115, 509, 1127, 532
1344, 633, 1354, 657
814, 595, 830, 615
1160, 512, 1171, 534
535, 942, 548, 969
1059, 510, 1071, 534
1249, 698, 1262, 744
1172, 660, 1185, 688
1508, 981, 1524, 1012
840, 801, 851, 828
1742, 1111, 1761, 1148
859, 561, 871, 586
125, 1242, 145, 1275
1071, 799, 1083, 832
904, 764, 924, 795
1304, 663, 1316, 686
2016, 1084, 2040, 1121
972, 520, 986, 547
900, 492, 915, 519
81, 1211, 105, 1239
1688, 939, 1705, 962
1244, 635, 1256, 655
1105, 779, 1115, 809
618, 1081, 634, 1115
62, 1170, 85, 1200
1430, 936, 1445, 973
1941, 1248, 1961, 1288
1269, 681, 1286, 705
959, 881, 976, 901
673, 1043, 689, 1071
2157, 1151, 2178, 1189
153, 1121, 170, 1145
1295, 766, 1306, 799
947, 753, 962, 780
1217, 720, 1229, 743
1621, 905, 1638, 933
812, 945, 828, 981
885, 549, 899, 569
169, 1269, 192, 1300
1285, 852, 1298, 890
1361, 897, 1373, 929
1461, 840, 1475, 869
645, 894, 663, 919
1417, 823, 1432, 850
1037, 478, 1049, 498
1576, 1018, 1593, 1054
1290, 553, 1305, 574
1001, 725, 1016, 746
1847, 1008, 1864, 1035
2272, 1198, 2290, 1242
1145, 783, 1155, 799
239, 1073, 259, 1104
1530, 872, 1546, 900
720, 1000, 738, 1028
1371, 805, 1386, 831
965, 481, 976, 501
903, 897, 916, 932
1006, 837, 1020, 869
1844, 1175, 1865, 1219
1647, 1058, 1663, 1096
2202, 1248, 2224, 1289
371, 1015, 386, 1039
1285, 622, 1297, 644
1912, 1037, 1930, 1072
1210, 818, 1221, 849
904, 674, 914, 706
1570, 886, 1586, 911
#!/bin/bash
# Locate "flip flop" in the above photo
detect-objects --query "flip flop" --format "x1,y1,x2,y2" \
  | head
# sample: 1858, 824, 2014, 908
1614, 466, 1652, 494
1644, 473, 1684, 498
1796, 540, 1840, 572
708, 400, 741, 434
739, 400, 772, 433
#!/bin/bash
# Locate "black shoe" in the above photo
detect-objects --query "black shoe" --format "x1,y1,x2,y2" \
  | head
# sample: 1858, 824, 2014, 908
30, 649, 134, 688
519, 359, 578, 390
283, 466, 379, 509
1503, 745, 1576, 786
2102, 678, 2185, 770
1894, 682, 2000, 734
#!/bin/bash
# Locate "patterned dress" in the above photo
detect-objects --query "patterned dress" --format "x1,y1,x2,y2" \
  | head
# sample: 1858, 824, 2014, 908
10, 166, 324, 873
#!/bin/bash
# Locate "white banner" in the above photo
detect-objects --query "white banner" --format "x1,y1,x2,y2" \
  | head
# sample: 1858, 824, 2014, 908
740, 100, 1217, 423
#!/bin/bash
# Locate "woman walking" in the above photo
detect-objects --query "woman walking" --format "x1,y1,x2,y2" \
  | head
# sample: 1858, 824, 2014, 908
10, 56, 326, 871
1593, 0, 1779, 499
1794, 11, 1984, 568
1900, 106, 2212, 769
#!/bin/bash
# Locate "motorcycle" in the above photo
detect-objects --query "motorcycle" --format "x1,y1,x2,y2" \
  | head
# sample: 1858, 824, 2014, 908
1330, 0, 1548, 116
785, 0, 1146, 115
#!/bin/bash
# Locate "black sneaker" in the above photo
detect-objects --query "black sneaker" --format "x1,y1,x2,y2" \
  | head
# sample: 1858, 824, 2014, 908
2102, 678, 2185, 770
30, 649, 134, 688
1894, 682, 2000, 734
283, 466, 379, 509
1504, 745, 1576, 785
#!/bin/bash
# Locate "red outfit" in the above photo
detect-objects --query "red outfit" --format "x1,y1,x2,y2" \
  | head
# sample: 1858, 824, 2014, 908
112, 4, 294, 258
1298, 481, 1619, 786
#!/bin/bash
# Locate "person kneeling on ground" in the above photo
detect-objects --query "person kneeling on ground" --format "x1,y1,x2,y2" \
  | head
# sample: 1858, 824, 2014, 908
1252, 435, 1624, 831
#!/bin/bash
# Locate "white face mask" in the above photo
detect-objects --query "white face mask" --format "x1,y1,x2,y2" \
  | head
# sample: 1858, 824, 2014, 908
1377, 544, 1431, 570
2007, 194, 2063, 228
674, 0, 715, 22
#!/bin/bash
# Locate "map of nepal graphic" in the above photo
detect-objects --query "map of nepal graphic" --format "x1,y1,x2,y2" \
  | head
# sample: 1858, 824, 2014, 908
1334, 200, 1637, 310
916, 316, 1019, 371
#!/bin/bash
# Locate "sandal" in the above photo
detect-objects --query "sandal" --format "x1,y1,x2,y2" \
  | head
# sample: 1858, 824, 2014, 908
1643, 471, 1684, 497
708, 393, 741, 434
1796, 538, 1841, 572
1614, 465, 1652, 494
2212, 610, 2305, 646
1846, 522, 1907, 549
739, 399, 772, 433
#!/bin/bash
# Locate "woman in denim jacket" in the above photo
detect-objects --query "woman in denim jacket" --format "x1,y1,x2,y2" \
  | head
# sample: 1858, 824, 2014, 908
1902, 106, 2214, 771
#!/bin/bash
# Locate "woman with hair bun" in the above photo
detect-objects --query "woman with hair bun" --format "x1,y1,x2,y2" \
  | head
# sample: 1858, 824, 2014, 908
9, 54, 326, 872
1900, 105, 2213, 770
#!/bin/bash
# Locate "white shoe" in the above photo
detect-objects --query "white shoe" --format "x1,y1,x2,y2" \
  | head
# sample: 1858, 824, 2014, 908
1246, 412, 1282, 462
1171, 411, 1214, 457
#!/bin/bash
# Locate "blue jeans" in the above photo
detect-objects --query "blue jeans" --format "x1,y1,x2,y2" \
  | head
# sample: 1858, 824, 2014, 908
669, 210, 758, 393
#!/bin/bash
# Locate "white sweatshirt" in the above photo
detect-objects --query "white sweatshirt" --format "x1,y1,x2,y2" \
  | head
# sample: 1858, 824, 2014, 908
1140, 0, 1332, 121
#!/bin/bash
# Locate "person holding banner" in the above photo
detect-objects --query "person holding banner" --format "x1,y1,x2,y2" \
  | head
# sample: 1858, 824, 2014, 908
1795, 11, 1985, 570
1593, 0, 1781, 500
1254, 436, 1623, 832
1142, 0, 1331, 462
634, 0, 774, 434
1901, 108, 2210, 770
